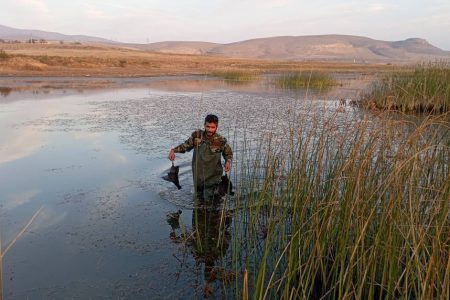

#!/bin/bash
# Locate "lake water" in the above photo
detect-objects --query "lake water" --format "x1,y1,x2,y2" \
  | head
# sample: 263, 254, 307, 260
0, 75, 370, 299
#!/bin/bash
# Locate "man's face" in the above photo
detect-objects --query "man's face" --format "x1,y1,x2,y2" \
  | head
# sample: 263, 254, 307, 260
204, 122, 217, 137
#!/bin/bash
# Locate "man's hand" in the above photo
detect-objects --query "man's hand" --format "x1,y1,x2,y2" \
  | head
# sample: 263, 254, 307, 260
224, 160, 231, 172
168, 149, 175, 161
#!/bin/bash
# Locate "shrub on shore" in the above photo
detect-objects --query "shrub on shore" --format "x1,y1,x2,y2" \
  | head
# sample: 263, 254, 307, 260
0, 49, 9, 61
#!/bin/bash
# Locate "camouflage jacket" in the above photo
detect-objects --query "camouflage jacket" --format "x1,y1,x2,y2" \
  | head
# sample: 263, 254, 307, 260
173, 130, 233, 162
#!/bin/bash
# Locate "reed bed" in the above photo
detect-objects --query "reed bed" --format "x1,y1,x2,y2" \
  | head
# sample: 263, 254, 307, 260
210, 71, 259, 82
274, 72, 337, 90
225, 112, 450, 299
360, 61, 450, 113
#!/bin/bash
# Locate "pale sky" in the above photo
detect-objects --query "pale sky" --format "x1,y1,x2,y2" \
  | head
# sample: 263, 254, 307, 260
2, 0, 450, 49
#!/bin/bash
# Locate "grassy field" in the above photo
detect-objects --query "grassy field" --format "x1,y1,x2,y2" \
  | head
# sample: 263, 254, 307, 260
0, 43, 391, 77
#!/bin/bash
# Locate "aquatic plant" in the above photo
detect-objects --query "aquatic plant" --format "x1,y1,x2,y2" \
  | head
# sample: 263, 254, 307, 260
210, 71, 259, 82
226, 112, 450, 299
360, 61, 450, 113
274, 71, 337, 90
0, 50, 9, 61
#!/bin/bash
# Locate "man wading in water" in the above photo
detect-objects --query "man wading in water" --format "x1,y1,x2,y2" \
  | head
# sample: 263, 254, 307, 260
168, 114, 233, 197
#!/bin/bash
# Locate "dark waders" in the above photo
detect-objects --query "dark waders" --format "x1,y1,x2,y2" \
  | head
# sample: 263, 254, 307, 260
192, 138, 223, 201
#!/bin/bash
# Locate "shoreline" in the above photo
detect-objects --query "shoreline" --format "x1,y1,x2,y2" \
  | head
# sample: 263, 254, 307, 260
0, 43, 394, 78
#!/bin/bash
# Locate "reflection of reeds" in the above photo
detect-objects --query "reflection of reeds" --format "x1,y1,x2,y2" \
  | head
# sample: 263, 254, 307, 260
0, 87, 13, 97
274, 71, 337, 90
0, 206, 43, 300
227, 112, 450, 299
360, 61, 450, 113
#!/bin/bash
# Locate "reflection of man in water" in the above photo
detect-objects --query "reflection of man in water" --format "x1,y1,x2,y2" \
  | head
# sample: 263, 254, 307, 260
192, 203, 232, 287
168, 114, 233, 192
166, 199, 232, 297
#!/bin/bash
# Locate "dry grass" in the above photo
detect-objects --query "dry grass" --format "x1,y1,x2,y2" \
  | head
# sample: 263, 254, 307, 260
0, 43, 392, 77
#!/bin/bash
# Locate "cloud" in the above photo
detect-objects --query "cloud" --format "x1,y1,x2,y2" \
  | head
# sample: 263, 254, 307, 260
368, 4, 388, 12
261, 0, 292, 8
84, 4, 113, 20
32, 207, 68, 232
16, 0, 49, 15
4, 190, 40, 211
331, 1, 398, 15
0, 128, 46, 164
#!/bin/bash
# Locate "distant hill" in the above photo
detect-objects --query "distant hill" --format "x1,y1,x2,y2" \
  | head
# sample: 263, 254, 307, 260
1, 24, 448, 62
204, 35, 450, 62
134, 41, 220, 55
137, 35, 448, 63
0, 24, 115, 44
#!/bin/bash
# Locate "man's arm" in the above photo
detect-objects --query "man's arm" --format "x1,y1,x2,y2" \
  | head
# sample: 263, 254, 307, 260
222, 142, 233, 172
168, 131, 197, 161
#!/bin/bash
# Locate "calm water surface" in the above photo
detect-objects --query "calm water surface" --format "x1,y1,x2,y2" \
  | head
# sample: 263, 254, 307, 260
0, 76, 368, 299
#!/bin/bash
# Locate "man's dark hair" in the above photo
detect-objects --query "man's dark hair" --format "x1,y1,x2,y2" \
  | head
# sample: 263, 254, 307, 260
204, 114, 219, 125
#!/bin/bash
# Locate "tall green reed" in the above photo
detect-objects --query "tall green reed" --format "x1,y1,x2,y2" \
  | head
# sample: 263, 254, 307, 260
360, 61, 450, 113
228, 112, 450, 299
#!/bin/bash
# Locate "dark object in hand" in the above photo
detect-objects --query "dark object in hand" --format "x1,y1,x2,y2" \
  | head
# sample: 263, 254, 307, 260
217, 174, 234, 196
163, 162, 181, 189
166, 210, 182, 229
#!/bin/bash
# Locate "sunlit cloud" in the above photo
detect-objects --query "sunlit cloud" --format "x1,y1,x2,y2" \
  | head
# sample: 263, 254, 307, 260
111, 153, 128, 165
32, 207, 68, 232
368, 4, 388, 12
4, 190, 40, 211
0, 129, 46, 164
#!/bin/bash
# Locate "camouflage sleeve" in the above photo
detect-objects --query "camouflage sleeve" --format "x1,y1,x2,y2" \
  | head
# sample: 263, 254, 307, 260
172, 130, 198, 153
222, 139, 233, 161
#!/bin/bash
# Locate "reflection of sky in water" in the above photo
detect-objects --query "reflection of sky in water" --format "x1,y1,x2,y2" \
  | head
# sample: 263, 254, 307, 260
0, 80, 366, 298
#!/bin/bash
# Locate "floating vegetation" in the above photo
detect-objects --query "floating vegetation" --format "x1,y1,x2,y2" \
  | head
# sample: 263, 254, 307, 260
274, 71, 337, 90
359, 61, 450, 113
226, 112, 450, 299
